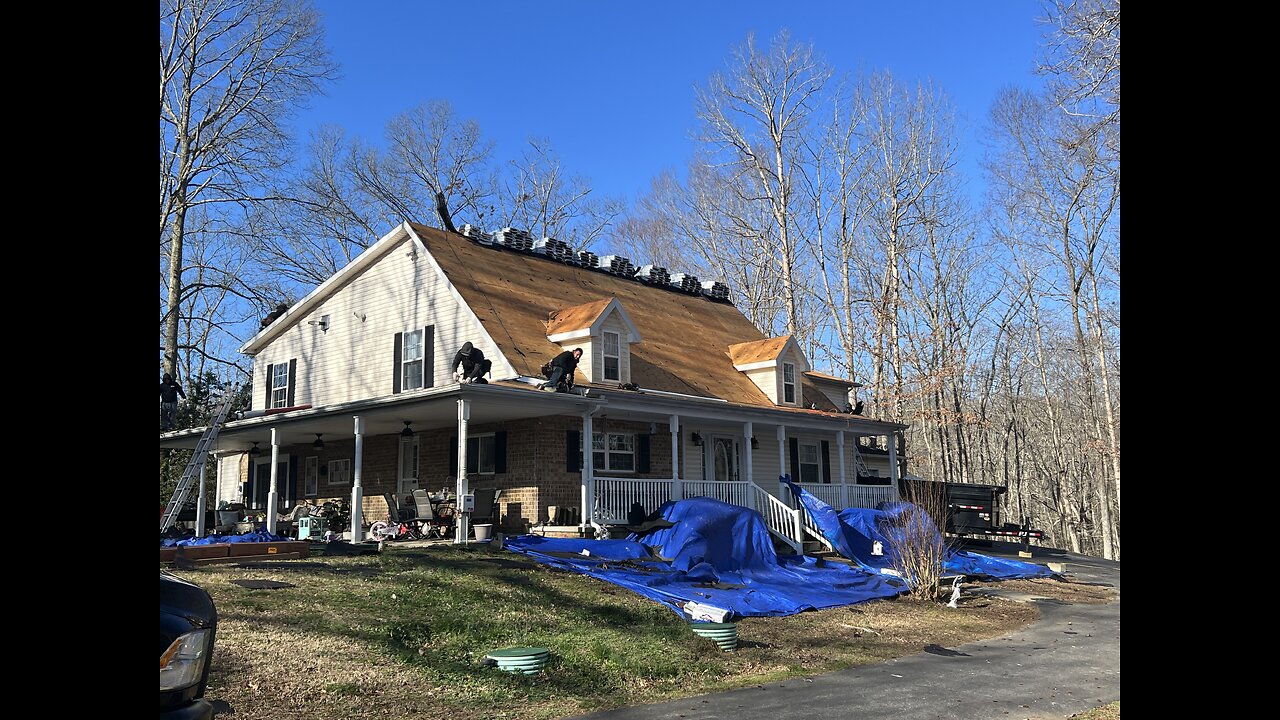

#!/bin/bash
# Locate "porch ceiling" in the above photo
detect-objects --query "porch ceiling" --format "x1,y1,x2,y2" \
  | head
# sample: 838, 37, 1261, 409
158, 383, 600, 453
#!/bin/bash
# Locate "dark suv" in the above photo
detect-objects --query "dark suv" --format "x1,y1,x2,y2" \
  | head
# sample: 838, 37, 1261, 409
160, 570, 218, 719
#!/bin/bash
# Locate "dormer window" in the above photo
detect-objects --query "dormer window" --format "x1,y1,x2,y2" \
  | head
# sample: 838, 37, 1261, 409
728, 335, 810, 407
603, 331, 621, 381
783, 362, 796, 404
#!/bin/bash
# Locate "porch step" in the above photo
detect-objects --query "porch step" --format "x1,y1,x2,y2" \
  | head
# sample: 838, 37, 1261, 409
801, 540, 827, 555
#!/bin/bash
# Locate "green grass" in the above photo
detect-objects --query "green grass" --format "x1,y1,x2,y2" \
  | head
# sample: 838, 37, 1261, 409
186, 543, 1042, 719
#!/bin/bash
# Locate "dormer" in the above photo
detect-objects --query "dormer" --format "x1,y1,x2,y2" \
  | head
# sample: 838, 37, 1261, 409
805, 371, 862, 411
728, 335, 811, 407
546, 298, 642, 384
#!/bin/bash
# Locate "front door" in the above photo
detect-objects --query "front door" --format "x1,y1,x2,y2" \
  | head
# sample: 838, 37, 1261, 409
709, 436, 738, 482
398, 436, 420, 497
252, 458, 291, 511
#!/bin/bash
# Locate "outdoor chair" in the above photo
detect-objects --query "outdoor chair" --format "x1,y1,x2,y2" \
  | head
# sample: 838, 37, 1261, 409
412, 489, 453, 539
470, 487, 501, 524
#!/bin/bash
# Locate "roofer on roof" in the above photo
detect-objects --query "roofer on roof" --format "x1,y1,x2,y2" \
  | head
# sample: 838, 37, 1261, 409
542, 348, 582, 393
452, 341, 491, 384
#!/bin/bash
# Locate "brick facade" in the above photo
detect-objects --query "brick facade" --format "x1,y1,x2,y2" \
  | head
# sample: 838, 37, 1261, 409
232, 415, 675, 533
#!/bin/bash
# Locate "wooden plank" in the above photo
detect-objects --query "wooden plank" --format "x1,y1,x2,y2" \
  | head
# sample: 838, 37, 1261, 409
227, 541, 309, 558
175, 544, 232, 561
175, 552, 305, 568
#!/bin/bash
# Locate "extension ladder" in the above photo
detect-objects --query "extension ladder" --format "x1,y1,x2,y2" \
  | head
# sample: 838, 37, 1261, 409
159, 385, 237, 532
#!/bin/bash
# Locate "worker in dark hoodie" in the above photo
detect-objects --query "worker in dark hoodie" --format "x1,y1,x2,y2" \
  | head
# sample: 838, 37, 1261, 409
452, 341, 491, 384
542, 348, 582, 392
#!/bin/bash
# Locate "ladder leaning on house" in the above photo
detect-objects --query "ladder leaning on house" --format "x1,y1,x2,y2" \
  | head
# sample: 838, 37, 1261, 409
159, 385, 237, 533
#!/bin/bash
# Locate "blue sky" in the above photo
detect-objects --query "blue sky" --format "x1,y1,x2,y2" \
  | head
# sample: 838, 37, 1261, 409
298, 1, 1048, 205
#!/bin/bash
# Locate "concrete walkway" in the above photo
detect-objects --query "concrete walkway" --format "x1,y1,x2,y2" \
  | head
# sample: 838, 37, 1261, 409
569, 544, 1120, 720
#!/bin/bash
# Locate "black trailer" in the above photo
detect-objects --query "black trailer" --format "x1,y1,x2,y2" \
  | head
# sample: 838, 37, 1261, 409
898, 477, 1043, 540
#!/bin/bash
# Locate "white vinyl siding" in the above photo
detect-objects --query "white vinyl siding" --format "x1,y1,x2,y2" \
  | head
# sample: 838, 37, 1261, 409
251, 236, 503, 408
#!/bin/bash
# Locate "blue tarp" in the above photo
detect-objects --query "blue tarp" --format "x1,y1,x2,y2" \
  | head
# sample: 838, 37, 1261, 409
504, 497, 904, 619
783, 479, 1053, 580
160, 530, 289, 547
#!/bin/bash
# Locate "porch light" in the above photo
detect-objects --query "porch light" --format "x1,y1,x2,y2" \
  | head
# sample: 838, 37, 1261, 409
248, 442, 261, 457
751, 437, 759, 450
312, 434, 325, 451
691, 432, 703, 447
401, 421, 415, 438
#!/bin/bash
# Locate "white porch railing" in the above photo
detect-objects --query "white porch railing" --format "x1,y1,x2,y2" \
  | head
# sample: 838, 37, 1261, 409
681, 480, 750, 507
593, 477, 673, 523
795, 482, 842, 507
848, 485, 899, 508
748, 481, 804, 554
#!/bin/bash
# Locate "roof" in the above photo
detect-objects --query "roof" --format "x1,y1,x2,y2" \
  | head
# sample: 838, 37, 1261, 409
412, 223, 840, 411
546, 298, 613, 336
805, 370, 864, 388
727, 336, 792, 366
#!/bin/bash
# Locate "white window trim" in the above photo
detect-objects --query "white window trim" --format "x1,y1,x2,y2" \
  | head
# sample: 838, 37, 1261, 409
465, 432, 498, 476
402, 328, 425, 391
602, 330, 621, 382
304, 456, 319, 497
271, 363, 290, 408
798, 441, 821, 483
782, 362, 796, 405
327, 458, 351, 486
591, 432, 636, 473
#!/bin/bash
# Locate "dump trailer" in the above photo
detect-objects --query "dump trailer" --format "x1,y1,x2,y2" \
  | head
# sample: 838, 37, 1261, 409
898, 477, 1043, 540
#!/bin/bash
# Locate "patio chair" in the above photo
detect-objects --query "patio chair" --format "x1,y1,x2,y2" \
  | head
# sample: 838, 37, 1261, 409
413, 489, 453, 539
470, 487, 501, 524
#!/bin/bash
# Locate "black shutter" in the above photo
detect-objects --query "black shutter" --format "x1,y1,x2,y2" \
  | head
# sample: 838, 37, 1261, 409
286, 358, 297, 407
789, 437, 800, 483
821, 440, 832, 484
637, 434, 651, 473
467, 437, 479, 471
424, 325, 435, 388
449, 436, 457, 477
494, 431, 507, 473
288, 456, 299, 508
264, 364, 274, 408
393, 333, 403, 394
566, 429, 580, 472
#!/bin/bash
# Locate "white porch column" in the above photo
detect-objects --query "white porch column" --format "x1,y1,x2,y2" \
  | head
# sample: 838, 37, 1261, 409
195, 451, 209, 538
670, 415, 681, 501
582, 412, 594, 529
837, 431, 849, 508
777, 424, 790, 507
887, 431, 900, 495
351, 416, 364, 540
266, 427, 280, 535
742, 421, 753, 486
455, 399, 471, 544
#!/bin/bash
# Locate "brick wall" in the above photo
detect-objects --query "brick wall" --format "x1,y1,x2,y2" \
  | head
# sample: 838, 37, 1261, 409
229, 414, 676, 533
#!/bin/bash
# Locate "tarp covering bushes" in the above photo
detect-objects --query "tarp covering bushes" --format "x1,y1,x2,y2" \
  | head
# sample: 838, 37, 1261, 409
783, 480, 1053, 580
160, 530, 289, 547
504, 497, 903, 619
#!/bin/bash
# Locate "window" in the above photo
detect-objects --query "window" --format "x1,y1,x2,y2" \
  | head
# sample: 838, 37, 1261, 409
782, 362, 796, 404
271, 363, 290, 408
798, 442, 820, 483
402, 329, 424, 390
328, 458, 351, 486
465, 434, 497, 475
592, 432, 635, 472
304, 456, 319, 497
603, 331, 621, 381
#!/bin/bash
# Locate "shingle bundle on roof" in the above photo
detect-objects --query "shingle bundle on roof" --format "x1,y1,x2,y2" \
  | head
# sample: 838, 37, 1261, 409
494, 227, 533, 251
598, 254, 635, 277
701, 280, 731, 301
534, 237, 576, 264
577, 250, 599, 269
669, 272, 701, 294
461, 224, 493, 245
635, 264, 670, 286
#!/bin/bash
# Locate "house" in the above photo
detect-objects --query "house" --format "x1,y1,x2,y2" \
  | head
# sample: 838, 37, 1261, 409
159, 222, 907, 550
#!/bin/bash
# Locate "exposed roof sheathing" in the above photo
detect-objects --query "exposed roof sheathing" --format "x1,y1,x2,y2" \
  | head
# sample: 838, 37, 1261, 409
727, 336, 792, 366
546, 298, 613, 336
413, 223, 839, 411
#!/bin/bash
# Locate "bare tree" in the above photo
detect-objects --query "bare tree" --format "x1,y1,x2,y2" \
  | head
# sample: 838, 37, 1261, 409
160, 0, 335, 378
695, 30, 831, 337
500, 137, 623, 251
1038, 0, 1121, 150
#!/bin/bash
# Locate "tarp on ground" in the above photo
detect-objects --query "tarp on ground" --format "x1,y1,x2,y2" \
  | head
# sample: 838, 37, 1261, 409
503, 497, 903, 619
783, 479, 1053, 580
161, 530, 289, 547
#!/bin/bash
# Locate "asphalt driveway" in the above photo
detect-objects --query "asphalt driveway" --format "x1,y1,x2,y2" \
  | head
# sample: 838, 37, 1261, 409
569, 543, 1120, 720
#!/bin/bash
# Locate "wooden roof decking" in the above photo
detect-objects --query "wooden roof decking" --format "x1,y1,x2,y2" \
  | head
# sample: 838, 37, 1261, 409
546, 298, 613, 336
414, 223, 840, 411
727, 336, 792, 366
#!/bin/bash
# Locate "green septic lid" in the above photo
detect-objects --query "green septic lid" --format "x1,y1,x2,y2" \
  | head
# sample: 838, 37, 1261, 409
486, 647, 550, 659
688, 622, 736, 629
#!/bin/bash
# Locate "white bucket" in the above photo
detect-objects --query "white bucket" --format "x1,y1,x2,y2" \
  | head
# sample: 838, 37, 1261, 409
474, 524, 494, 541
